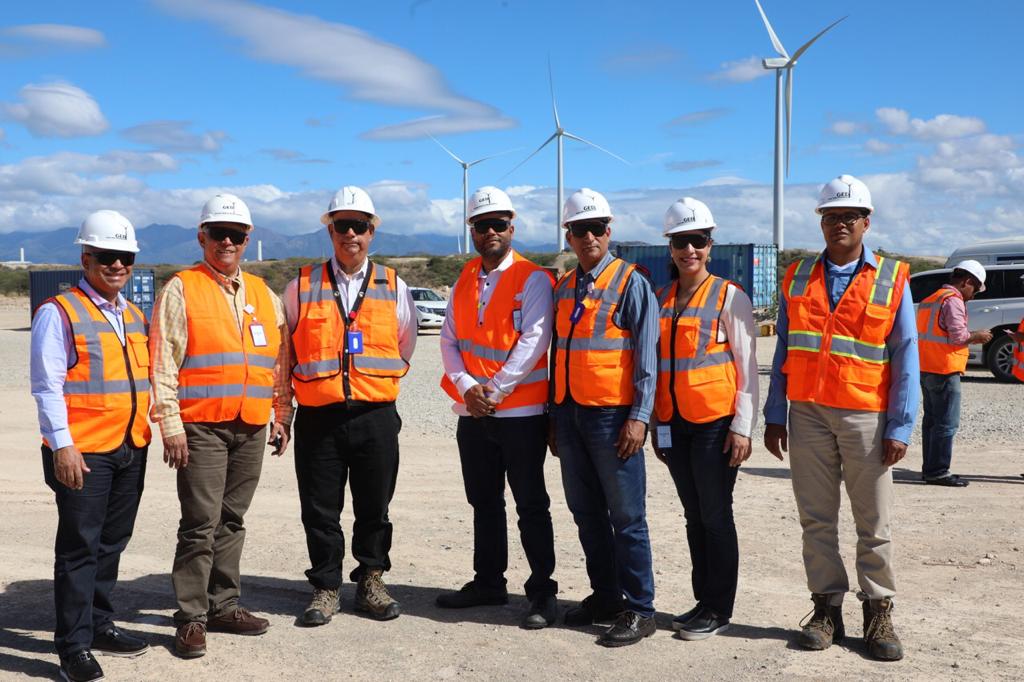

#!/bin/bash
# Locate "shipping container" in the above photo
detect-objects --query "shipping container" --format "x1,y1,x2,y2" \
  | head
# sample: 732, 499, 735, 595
614, 243, 778, 308
30, 269, 157, 321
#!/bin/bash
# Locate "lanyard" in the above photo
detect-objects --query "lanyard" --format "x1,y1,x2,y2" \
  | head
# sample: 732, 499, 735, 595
326, 260, 373, 328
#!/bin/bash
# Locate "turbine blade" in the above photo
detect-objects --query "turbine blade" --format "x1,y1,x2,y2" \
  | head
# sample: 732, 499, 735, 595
785, 69, 793, 176
789, 15, 847, 64
467, 146, 524, 167
548, 58, 561, 128
428, 134, 464, 165
754, 0, 789, 59
498, 134, 558, 181
562, 132, 630, 165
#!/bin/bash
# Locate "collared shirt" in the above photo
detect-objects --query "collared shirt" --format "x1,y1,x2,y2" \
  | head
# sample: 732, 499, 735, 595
936, 284, 971, 345
30, 279, 130, 449
763, 246, 920, 444
149, 260, 293, 439
440, 249, 554, 418
570, 251, 659, 424
283, 256, 417, 363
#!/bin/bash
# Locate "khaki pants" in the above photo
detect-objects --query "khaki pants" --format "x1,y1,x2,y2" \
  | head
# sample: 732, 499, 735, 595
172, 420, 266, 624
789, 401, 895, 605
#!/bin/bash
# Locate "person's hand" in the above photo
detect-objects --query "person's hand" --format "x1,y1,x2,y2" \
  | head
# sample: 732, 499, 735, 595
547, 416, 559, 458
53, 445, 89, 490
268, 422, 290, 456
763, 423, 787, 461
615, 419, 647, 460
882, 439, 907, 467
725, 432, 752, 467
970, 329, 993, 344
463, 384, 497, 419
163, 433, 190, 469
1006, 329, 1024, 344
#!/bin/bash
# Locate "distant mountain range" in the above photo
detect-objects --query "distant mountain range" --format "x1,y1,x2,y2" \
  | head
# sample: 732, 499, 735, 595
1, 224, 559, 265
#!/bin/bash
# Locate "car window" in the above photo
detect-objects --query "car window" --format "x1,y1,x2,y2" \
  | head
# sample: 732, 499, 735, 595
411, 289, 442, 301
1000, 269, 1024, 299
910, 273, 948, 303
975, 271, 1003, 300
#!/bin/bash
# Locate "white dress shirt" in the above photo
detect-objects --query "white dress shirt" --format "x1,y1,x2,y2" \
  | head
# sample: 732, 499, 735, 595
719, 284, 759, 437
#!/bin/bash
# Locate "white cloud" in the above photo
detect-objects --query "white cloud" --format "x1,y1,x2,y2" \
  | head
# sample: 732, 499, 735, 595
864, 138, 895, 155
155, 0, 515, 139
121, 120, 227, 153
709, 56, 769, 83
829, 120, 866, 136
666, 108, 730, 128
1, 24, 106, 48
2, 82, 108, 138
876, 107, 985, 140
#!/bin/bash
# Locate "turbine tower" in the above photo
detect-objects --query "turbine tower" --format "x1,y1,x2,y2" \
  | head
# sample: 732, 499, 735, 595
754, 0, 846, 250
504, 62, 628, 251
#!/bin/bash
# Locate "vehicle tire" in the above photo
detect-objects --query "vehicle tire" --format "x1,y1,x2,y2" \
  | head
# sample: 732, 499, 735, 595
985, 332, 1017, 382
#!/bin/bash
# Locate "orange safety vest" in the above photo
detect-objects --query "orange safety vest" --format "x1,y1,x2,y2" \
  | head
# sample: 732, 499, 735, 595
782, 253, 909, 412
45, 287, 151, 453
916, 288, 969, 375
654, 276, 737, 423
1013, 318, 1024, 383
440, 252, 553, 411
291, 261, 408, 406
552, 257, 636, 407
175, 266, 280, 425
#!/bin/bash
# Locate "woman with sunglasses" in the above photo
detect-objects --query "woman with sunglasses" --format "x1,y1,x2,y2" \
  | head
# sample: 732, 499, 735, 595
651, 197, 758, 641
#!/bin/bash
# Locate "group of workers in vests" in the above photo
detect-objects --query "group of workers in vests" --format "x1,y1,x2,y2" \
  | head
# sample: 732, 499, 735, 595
31, 173, 1024, 681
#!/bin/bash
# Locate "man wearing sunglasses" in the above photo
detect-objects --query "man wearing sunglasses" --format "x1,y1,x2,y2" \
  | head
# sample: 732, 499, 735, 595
150, 194, 292, 658
551, 188, 659, 647
31, 210, 151, 681
436, 186, 558, 628
283, 185, 416, 626
763, 174, 918, 661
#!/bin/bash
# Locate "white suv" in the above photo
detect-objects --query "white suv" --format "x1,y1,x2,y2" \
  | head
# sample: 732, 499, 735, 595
409, 287, 447, 331
910, 265, 1024, 381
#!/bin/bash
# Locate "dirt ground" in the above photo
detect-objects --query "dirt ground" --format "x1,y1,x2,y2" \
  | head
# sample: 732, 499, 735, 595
0, 295, 1021, 681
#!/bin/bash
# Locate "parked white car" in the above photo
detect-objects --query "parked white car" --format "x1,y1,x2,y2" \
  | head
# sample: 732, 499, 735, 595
410, 287, 447, 331
944, 237, 1024, 267
910, 264, 1024, 381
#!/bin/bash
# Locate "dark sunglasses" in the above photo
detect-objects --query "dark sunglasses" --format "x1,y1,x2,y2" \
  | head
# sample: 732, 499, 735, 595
568, 221, 608, 238
821, 212, 866, 228
670, 233, 711, 250
204, 225, 248, 245
87, 250, 136, 266
472, 218, 511, 234
332, 219, 372, 235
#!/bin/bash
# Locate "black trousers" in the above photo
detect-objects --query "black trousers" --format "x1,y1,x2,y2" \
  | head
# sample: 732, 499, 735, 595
42, 444, 146, 656
456, 414, 557, 599
294, 401, 400, 590
663, 415, 739, 618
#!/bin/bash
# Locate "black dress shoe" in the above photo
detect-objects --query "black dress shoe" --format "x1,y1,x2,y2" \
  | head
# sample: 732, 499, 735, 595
671, 604, 702, 631
91, 625, 149, 657
59, 649, 104, 682
925, 475, 969, 487
676, 607, 730, 641
564, 595, 623, 626
435, 581, 508, 609
597, 611, 656, 647
521, 594, 558, 630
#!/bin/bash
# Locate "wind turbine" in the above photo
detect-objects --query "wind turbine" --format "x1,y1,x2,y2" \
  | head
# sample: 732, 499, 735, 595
754, 0, 846, 250
504, 62, 628, 252
429, 135, 517, 254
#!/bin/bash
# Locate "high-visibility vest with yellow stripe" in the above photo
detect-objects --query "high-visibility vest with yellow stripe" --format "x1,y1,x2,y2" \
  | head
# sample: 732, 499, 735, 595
292, 261, 408, 406
46, 287, 152, 453
782, 254, 909, 412
175, 266, 280, 425
440, 252, 553, 411
1013, 318, 1024, 383
916, 288, 969, 375
553, 258, 636, 407
654, 276, 737, 423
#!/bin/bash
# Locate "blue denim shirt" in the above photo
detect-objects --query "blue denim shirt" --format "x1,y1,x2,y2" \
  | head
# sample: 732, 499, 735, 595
764, 247, 920, 444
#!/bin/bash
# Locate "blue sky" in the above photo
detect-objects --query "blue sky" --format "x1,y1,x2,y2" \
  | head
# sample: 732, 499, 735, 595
1, 0, 1021, 255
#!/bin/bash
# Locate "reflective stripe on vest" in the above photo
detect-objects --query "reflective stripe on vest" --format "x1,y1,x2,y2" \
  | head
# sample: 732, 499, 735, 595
916, 288, 969, 374
1013, 318, 1024, 382
175, 266, 280, 425
46, 288, 151, 453
439, 253, 551, 411
552, 258, 636, 406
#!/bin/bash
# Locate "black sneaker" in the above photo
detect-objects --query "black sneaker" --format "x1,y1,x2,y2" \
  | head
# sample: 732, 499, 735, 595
671, 604, 702, 632
435, 581, 508, 609
521, 594, 558, 630
925, 475, 969, 487
564, 595, 623, 626
91, 625, 149, 657
59, 649, 104, 682
676, 607, 730, 641
597, 611, 656, 648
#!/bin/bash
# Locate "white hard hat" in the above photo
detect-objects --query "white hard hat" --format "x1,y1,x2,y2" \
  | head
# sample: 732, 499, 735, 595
562, 188, 613, 226
199, 193, 252, 229
952, 259, 987, 292
816, 174, 874, 214
663, 197, 715, 236
321, 185, 380, 226
75, 210, 139, 253
467, 186, 515, 223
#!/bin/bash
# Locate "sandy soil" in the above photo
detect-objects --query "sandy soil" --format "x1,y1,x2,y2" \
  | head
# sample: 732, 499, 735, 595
0, 297, 1021, 681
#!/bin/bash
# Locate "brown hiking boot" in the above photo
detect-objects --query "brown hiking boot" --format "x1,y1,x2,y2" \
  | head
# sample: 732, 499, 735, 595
863, 598, 904, 661
797, 593, 845, 650
206, 607, 269, 635
302, 587, 340, 627
175, 621, 207, 659
354, 569, 401, 621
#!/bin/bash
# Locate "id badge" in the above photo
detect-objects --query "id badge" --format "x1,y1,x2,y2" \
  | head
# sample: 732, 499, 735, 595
569, 301, 585, 324
347, 330, 364, 354
656, 425, 672, 449
249, 323, 268, 347
512, 309, 523, 332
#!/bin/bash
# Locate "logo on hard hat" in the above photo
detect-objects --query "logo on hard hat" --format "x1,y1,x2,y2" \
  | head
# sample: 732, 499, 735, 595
114, 231, 127, 240
826, 189, 851, 202
477, 193, 493, 206
578, 204, 596, 214
677, 212, 696, 224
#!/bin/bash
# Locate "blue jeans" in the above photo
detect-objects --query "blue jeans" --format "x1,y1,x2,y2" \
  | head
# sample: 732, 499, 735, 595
920, 372, 962, 480
554, 402, 654, 617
